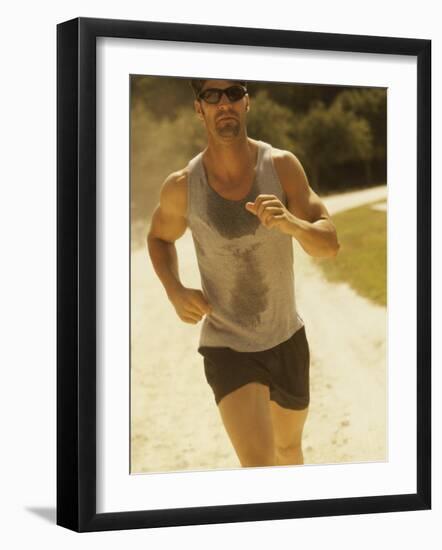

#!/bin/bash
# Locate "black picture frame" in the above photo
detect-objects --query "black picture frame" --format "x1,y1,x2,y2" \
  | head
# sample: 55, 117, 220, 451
56, 16, 431, 532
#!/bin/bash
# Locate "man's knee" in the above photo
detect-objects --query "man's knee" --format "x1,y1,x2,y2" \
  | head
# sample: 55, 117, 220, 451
276, 441, 302, 456
275, 441, 303, 465
240, 448, 276, 468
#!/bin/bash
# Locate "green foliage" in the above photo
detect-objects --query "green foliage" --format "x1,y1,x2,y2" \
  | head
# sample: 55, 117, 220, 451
314, 202, 387, 306
247, 90, 297, 151
333, 88, 387, 160
249, 82, 346, 113
295, 101, 373, 190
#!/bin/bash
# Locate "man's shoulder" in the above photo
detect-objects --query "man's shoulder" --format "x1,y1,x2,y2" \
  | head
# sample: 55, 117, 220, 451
270, 147, 301, 169
164, 167, 189, 189
160, 167, 189, 215
271, 147, 305, 176
269, 147, 310, 195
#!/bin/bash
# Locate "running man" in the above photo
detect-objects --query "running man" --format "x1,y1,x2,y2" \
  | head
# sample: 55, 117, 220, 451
147, 79, 340, 468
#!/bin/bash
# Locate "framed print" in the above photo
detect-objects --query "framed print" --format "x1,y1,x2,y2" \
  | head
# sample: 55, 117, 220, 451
56, 17, 431, 532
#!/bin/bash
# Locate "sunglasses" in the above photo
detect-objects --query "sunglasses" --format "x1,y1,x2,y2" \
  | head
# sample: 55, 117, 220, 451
198, 85, 248, 104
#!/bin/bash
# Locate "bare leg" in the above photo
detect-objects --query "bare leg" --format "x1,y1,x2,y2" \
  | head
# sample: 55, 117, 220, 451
269, 401, 309, 466
217, 382, 275, 467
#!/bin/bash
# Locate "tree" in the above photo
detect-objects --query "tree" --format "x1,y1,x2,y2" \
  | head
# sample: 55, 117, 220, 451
247, 90, 297, 152
333, 88, 387, 161
295, 101, 373, 192
249, 82, 347, 114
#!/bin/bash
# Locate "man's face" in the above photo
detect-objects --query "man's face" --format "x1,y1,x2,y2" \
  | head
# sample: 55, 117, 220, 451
194, 80, 250, 140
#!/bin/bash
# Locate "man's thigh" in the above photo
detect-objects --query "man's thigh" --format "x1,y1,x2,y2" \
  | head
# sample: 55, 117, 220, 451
218, 382, 275, 467
269, 400, 309, 451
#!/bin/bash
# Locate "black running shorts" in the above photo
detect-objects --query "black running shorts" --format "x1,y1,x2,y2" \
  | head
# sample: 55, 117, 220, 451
197, 325, 310, 410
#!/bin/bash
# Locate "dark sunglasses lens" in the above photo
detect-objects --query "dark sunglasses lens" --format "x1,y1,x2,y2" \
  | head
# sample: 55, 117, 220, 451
200, 90, 221, 103
226, 86, 246, 101
200, 86, 246, 103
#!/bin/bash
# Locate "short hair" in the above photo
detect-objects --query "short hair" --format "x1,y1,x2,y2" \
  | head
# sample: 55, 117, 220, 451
190, 79, 247, 99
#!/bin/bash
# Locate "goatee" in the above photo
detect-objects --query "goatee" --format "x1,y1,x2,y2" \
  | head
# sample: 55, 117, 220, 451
216, 119, 240, 137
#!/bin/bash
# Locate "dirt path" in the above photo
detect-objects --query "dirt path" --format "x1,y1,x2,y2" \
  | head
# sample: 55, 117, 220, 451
131, 185, 387, 473
323, 184, 387, 215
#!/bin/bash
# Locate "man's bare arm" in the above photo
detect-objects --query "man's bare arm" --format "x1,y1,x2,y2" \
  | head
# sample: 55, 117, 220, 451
245, 151, 340, 258
147, 171, 188, 298
147, 171, 212, 324
275, 151, 340, 257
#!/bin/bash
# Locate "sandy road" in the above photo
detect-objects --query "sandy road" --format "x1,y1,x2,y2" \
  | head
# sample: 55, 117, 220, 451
131, 185, 387, 473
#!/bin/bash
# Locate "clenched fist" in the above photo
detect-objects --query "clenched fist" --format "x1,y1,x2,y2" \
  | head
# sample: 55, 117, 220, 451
168, 286, 212, 324
245, 194, 294, 233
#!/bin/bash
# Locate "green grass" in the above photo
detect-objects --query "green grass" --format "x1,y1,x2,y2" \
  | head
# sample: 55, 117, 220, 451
314, 201, 387, 306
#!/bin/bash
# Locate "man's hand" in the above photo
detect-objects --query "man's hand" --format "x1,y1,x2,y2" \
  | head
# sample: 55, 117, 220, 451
245, 194, 294, 234
168, 286, 213, 324
244, 151, 339, 257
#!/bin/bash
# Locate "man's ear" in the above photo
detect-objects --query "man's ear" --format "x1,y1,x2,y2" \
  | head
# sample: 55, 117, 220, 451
245, 95, 250, 112
194, 99, 205, 120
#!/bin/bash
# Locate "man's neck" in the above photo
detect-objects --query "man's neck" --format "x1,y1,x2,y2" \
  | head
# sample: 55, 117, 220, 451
203, 136, 258, 184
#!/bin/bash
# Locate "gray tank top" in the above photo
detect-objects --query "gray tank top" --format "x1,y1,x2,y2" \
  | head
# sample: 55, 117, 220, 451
186, 140, 304, 352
